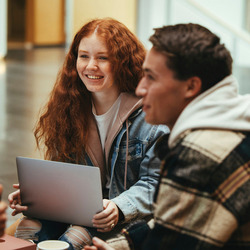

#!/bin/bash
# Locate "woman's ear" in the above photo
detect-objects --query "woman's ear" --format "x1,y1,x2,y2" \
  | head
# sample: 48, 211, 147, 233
185, 76, 202, 99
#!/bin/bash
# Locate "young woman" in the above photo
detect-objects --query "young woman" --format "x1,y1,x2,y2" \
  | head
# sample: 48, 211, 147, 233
8, 18, 168, 250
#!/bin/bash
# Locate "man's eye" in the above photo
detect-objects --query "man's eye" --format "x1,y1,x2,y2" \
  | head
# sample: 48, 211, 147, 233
146, 74, 154, 80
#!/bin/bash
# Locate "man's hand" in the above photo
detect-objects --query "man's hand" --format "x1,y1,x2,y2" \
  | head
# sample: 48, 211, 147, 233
84, 237, 115, 250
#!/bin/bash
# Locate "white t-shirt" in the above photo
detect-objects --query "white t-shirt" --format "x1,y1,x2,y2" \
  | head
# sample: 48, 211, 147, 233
93, 95, 121, 189
93, 95, 121, 150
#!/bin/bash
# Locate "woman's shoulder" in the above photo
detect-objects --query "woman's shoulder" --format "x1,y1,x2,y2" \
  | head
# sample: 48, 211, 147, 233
129, 110, 169, 139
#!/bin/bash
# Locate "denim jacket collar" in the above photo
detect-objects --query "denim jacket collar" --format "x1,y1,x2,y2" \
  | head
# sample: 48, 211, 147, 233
85, 93, 142, 187
104, 93, 142, 166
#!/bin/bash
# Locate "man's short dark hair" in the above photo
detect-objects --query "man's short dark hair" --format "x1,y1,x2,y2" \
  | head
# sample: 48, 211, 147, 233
150, 23, 233, 92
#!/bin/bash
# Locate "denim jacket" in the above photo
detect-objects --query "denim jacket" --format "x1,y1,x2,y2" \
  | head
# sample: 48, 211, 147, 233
85, 93, 168, 223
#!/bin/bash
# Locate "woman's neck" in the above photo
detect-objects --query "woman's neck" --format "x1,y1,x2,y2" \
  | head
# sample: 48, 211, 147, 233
92, 90, 120, 115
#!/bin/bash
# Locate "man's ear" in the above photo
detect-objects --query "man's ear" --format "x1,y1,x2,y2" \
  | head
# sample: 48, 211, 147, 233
185, 76, 202, 99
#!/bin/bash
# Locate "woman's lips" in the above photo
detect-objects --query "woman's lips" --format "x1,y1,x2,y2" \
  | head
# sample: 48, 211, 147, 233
85, 74, 104, 79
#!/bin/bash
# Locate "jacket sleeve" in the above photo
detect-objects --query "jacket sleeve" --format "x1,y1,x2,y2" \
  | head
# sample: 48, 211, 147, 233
111, 124, 168, 223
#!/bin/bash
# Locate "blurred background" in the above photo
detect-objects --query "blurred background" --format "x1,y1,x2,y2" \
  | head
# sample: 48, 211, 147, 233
0, 0, 250, 227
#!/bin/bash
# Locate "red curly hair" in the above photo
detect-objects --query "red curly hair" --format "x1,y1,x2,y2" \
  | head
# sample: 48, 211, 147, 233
34, 18, 146, 163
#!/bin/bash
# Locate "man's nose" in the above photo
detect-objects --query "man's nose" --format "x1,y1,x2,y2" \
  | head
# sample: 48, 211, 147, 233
136, 78, 147, 97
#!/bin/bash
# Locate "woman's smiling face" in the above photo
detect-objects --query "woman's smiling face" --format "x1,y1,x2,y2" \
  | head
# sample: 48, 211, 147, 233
77, 33, 117, 95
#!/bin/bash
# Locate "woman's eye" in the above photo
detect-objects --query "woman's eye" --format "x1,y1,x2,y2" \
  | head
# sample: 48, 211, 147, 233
79, 55, 88, 58
99, 56, 108, 60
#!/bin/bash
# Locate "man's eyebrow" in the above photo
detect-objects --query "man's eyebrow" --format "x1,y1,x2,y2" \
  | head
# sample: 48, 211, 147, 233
143, 68, 157, 76
143, 68, 152, 73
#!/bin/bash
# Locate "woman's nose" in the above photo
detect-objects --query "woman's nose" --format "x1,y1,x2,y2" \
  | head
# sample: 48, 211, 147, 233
86, 58, 98, 70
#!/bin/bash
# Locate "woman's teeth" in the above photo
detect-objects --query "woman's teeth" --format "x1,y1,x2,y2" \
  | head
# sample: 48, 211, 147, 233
87, 75, 103, 79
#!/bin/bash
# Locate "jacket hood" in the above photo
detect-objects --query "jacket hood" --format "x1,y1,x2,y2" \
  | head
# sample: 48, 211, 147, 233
169, 75, 250, 148
104, 93, 142, 162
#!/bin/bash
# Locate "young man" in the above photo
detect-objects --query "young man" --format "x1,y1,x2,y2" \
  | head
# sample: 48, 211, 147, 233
85, 23, 250, 250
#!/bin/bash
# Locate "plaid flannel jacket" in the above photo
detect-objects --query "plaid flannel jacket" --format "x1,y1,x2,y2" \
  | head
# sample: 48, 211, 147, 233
144, 129, 250, 250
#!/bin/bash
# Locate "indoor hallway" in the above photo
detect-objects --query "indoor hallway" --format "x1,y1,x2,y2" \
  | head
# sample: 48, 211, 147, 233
0, 46, 67, 227
0, 46, 250, 229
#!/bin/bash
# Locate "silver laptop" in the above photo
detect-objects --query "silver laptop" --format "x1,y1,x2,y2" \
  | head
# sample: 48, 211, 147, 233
16, 156, 103, 227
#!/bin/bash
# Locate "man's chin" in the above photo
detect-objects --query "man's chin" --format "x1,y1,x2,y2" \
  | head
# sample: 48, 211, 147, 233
145, 115, 159, 125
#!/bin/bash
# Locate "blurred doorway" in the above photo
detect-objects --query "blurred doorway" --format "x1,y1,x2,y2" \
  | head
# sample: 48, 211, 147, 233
7, 0, 65, 49
7, 0, 26, 47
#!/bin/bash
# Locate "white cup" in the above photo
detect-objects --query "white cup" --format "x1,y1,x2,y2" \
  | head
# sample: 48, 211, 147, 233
37, 240, 70, 250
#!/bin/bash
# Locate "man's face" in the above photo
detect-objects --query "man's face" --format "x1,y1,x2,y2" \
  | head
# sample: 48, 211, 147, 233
136, 47, 189, 129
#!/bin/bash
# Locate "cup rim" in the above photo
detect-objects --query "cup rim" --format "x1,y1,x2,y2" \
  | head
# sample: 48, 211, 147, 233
37, 240, 69, 250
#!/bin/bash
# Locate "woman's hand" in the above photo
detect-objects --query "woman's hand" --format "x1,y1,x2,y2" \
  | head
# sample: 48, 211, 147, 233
8, 184, 28, 216
84, 237, 114, 250
92, 199, 119, 232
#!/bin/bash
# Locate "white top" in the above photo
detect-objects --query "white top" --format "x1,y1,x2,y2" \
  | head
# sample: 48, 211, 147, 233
93, 95, 121, 189
93, 95, 121, 150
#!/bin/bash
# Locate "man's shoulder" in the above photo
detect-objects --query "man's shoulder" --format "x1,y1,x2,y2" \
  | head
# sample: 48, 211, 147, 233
179, 129, 249, 164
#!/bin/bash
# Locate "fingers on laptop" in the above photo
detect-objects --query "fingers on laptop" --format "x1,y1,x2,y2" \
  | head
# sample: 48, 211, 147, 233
93, 200, 118, 232
8, 188, 28, 216
11, 204, 28, 216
